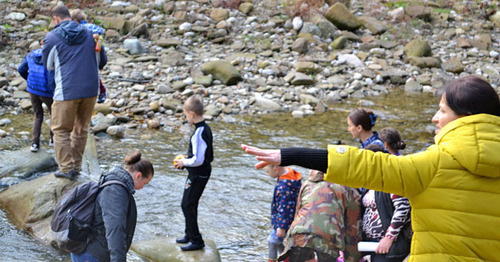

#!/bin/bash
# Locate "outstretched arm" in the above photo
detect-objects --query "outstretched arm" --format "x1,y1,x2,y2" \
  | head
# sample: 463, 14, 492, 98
241, 144, 328, 172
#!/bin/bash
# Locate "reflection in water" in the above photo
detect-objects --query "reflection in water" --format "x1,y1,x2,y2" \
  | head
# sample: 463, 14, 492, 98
0, 89, 438, 261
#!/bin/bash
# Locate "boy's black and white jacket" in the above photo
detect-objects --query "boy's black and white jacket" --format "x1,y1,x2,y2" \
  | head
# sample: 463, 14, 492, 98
184, 120, 213, 176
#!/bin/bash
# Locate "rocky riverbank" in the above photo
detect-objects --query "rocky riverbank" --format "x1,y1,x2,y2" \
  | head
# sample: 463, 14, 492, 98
0, 0, 498, 138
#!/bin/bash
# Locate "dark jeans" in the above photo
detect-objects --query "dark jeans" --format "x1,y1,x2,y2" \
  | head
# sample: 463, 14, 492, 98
29, 93, 53, 145
181, 174, 209, 244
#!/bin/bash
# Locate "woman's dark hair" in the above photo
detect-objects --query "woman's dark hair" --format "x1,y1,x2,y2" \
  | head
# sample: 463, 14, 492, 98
379, 127, 406, 151
348, 108, 378, 131
125, 151, 154, 178
444, 76, 500, 117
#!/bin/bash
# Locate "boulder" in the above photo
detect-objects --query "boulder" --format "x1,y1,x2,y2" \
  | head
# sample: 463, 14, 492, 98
404, 39, 432, 57
0, 148, 57, 179
201, 60, 242, 85
324, 3, 362, 31
0, 136, 100, 248
131, 238, 221, 262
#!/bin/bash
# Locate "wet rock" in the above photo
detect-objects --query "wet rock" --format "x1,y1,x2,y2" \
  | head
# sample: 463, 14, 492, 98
0, 148, 57, 178
404, 39, 432, 57
0, 136, 100, 249
201, 60, 242, 85
299, 94, 319, 106
131, 238, 220, 262
92, 114, 117, 134
324, 3, 362, 31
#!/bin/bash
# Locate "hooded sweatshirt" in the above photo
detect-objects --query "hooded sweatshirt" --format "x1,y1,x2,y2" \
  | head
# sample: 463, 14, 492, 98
42, 20, 107, 101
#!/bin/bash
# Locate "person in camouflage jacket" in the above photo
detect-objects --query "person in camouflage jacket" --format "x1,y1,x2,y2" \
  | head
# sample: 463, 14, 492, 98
280, 170, 362, 262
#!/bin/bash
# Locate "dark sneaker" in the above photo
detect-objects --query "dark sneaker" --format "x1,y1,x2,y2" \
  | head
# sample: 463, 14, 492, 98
180, 242, 205, 251
49, 138, 54, 147
97, 92, 106, 103
54, 170, 76, 180
30, 143, 39, 152
176, 236, 190, 244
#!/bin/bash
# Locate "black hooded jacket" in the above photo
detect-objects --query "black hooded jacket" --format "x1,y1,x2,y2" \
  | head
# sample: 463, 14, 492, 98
86, 166, 137, 262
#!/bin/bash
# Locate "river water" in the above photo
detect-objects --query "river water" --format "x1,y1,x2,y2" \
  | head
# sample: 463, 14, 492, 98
0, 88, 438, 261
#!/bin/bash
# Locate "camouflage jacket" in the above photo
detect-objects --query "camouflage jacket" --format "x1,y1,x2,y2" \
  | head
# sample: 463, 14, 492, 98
282, 171, 362, 262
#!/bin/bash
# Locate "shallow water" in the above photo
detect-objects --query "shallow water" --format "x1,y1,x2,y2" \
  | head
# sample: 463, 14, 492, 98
0, 88, 437, 261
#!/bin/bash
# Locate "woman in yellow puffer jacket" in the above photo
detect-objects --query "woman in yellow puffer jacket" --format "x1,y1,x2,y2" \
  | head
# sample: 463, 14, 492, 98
242, 75, 500, 261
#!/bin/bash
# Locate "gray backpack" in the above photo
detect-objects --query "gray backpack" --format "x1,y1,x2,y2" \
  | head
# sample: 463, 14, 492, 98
50, 179, 127, 254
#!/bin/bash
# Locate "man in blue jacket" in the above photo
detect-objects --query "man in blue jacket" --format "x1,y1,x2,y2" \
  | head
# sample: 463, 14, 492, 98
18, 48, 55, 152
42, 5, 107, 179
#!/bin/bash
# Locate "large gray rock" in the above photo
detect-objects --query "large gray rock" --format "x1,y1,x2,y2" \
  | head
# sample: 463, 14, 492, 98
131, 238, 221, 262
324, 3, 362, 31
0, 148, 57, 178
0, 136, 100, 249
96, 16, 130, 34
201, 60, 242, 85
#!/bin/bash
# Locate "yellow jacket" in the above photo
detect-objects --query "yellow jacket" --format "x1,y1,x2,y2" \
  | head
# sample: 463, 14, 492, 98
324, 114, 500, 261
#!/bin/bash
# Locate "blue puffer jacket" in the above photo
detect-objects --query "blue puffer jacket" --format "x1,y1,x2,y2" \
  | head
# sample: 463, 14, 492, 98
42, 20, 107, 101
17, 49, 55, 98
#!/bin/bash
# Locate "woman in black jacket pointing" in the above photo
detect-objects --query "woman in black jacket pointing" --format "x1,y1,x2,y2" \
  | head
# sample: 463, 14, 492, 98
71, 151, 154, 262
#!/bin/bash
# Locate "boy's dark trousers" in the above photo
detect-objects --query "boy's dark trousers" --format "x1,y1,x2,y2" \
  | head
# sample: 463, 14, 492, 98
29, 93, 53, 145
181, 173, 210, 245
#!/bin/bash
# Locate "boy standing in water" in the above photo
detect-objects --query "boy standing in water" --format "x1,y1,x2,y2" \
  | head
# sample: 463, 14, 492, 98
265, 165, 302, 262
174, 95, 213, 251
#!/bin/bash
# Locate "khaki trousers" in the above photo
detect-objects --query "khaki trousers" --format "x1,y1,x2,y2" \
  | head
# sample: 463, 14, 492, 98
51, 97, 96, 173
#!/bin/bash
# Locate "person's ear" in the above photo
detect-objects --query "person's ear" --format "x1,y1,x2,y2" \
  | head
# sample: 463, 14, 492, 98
134, 172, 142, 180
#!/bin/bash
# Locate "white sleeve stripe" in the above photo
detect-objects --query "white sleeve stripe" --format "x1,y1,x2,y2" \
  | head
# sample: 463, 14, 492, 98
183, 126, 207, 167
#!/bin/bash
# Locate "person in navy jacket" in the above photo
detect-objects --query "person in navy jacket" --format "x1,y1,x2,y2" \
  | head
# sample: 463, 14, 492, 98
42, 5, 107, 179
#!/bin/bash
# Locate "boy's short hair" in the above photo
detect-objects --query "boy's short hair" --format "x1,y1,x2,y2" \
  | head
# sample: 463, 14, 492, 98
184, 95, 204, 116
70, 9, 87, 22
51, 5, 71, 19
